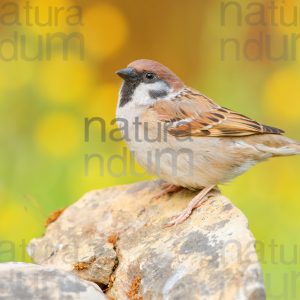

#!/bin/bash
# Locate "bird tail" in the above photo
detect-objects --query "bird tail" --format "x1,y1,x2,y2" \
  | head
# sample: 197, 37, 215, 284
255, 137, 300, 157
288, 143, 300, 155
276, 143, 300, 156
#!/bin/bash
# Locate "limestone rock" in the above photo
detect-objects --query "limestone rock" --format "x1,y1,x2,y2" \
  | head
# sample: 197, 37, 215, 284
28, 180, 265, 300
0, 262, 106, 300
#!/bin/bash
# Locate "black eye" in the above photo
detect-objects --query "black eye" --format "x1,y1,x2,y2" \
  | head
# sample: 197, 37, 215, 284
145, 72, 155, 80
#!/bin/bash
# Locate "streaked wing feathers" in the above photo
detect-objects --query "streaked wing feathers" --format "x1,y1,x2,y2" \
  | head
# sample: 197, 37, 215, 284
151, 93, 284, 137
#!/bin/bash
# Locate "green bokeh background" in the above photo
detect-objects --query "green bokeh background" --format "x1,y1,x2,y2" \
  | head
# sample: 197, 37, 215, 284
0, 1, 300, 299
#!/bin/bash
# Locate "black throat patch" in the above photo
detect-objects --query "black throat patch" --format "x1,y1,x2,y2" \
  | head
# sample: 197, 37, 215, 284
119, 77, 142, 107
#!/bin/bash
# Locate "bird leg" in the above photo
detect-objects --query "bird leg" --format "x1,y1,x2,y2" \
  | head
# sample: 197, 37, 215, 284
165, 185, 216, 227
151, 183, 182, 200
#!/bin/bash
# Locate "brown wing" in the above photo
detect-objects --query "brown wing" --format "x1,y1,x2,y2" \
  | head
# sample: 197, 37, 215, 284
150, 90, 284, 137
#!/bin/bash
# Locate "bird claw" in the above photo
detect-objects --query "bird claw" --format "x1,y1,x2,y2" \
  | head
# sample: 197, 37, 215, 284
164, 208, 192, 227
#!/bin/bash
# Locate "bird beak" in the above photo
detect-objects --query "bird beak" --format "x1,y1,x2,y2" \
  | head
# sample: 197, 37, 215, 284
116, 68, 138, 81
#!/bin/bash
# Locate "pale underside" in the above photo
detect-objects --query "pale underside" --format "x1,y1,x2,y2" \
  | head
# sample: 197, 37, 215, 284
117, 88, 299, 189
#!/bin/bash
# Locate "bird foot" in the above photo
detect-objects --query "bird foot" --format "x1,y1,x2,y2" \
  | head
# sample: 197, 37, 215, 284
164, 185, 216, 227
165, 196, 210, 227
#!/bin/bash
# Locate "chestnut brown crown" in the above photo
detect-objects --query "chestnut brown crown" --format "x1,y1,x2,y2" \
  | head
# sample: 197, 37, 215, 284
127, 59, 185, 91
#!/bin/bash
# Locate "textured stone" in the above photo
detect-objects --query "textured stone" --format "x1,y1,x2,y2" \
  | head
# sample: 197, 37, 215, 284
28, 180, 265, 300
0, 262, 106, 300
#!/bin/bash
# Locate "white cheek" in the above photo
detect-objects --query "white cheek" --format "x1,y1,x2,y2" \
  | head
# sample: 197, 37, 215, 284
132, 82, 169, 106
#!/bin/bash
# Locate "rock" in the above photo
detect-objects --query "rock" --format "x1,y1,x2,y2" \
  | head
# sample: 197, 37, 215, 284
0, 262, 106, 300
28, 180, 265, 300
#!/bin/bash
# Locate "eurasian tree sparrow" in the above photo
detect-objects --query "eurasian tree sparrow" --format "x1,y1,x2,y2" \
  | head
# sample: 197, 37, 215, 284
116, 59, 300, 226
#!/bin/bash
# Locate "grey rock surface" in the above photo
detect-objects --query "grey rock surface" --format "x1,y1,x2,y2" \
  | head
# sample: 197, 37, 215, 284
0, 262, 106, 300
28, 180, 266, 300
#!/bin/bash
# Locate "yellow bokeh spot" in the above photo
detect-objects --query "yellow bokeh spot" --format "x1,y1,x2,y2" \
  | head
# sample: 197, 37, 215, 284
0, 202, 41, 239
272, 161, 299, 200
84, 83, 119, 122
34, 112, 80, 157
263, 66, 300, 121
0, 202, 41, 262
38, 55, 93, 103
80, 3, 128, 59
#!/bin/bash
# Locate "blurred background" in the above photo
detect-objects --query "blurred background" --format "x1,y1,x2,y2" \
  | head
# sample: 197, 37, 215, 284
0, 0, 299, 298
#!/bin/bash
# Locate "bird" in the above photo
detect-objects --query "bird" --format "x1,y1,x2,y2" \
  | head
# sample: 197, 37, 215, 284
115, 59, 300, 226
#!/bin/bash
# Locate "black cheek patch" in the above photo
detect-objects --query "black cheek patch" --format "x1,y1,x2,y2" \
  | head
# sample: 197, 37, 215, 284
149, 89, 168, 99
